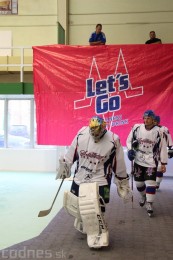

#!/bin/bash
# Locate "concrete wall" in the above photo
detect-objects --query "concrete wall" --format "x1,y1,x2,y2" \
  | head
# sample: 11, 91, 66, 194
0, 147, 66, 172
0, 0, 58, 56
0, 147, 172, 177
58, 0, 68, 43
68, 0, 173, 45
0, 0, 173, 49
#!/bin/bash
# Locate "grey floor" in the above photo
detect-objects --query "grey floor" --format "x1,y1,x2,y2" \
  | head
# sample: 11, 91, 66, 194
1, 176, 173, 260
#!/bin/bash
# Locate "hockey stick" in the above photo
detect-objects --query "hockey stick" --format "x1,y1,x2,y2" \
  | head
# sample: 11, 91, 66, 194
131, 160, 134, 208
38, 177, 65, 217
131, 129, 135, 209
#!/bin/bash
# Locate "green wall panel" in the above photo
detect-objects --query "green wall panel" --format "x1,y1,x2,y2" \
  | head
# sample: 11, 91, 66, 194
23, 83, 34, 94
0, 83, 34, 95
0, 83, 23, 94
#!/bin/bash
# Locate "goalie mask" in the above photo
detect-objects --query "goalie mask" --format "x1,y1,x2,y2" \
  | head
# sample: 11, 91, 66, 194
89, 116, 107, 142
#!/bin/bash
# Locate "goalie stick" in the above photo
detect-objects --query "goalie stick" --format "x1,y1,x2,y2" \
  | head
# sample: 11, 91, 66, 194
38, 177, 65, 217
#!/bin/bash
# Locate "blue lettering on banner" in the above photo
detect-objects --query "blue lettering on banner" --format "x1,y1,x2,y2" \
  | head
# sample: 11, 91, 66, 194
86, 74, 128, 114
74, 49, 144, 119
96, 95, 121, 114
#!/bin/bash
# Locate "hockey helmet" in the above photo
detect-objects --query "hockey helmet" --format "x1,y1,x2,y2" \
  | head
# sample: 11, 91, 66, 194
154, 115, 160, 124
143, 110, 155, 119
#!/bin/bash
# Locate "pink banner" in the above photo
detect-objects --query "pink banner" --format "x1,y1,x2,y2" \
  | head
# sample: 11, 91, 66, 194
33, 44, 173, 146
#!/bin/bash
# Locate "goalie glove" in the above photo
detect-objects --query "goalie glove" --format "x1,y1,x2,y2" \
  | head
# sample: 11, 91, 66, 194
56, 156, 72, 179
114, 175, 132, 203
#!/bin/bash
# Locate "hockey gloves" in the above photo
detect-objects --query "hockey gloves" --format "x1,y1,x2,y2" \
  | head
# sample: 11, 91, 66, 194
127, 149, 136, 161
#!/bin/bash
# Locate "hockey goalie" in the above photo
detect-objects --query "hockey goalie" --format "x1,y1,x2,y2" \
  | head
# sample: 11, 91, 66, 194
56, 116, 132, 248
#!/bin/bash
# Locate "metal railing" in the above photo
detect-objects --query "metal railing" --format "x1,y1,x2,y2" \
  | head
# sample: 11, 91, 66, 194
0, 46, 32, 82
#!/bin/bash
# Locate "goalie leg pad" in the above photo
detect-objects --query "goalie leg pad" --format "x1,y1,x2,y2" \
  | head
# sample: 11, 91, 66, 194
79, 182, 109, 248
63, 191, 86, 233
63, 191, 81, 219
74, 217, 86, 234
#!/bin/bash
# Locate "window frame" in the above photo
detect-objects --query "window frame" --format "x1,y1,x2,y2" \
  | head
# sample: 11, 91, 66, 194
0, 95, 56, 149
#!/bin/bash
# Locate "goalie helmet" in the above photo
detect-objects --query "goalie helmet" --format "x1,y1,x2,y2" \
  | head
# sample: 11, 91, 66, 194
89, 116, 107, 142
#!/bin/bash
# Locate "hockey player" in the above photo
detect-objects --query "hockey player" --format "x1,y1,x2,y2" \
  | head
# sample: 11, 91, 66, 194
154, 115, 173, 190
56, 116, 131, 248
126, 110, 168, 217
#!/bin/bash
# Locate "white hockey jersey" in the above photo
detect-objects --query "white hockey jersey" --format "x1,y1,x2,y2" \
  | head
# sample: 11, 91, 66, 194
159, 125, 173, 147
64, 126, 127, 186
157, 125, 173, 170
126, 124, 168, 168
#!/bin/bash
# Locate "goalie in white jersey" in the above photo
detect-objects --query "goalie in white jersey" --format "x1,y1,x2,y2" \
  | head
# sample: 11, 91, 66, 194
56, 116, 131, 248
126, 110, 168, 216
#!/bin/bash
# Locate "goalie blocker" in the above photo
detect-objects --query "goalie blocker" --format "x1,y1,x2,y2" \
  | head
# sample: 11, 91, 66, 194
63, 182, 109, 248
